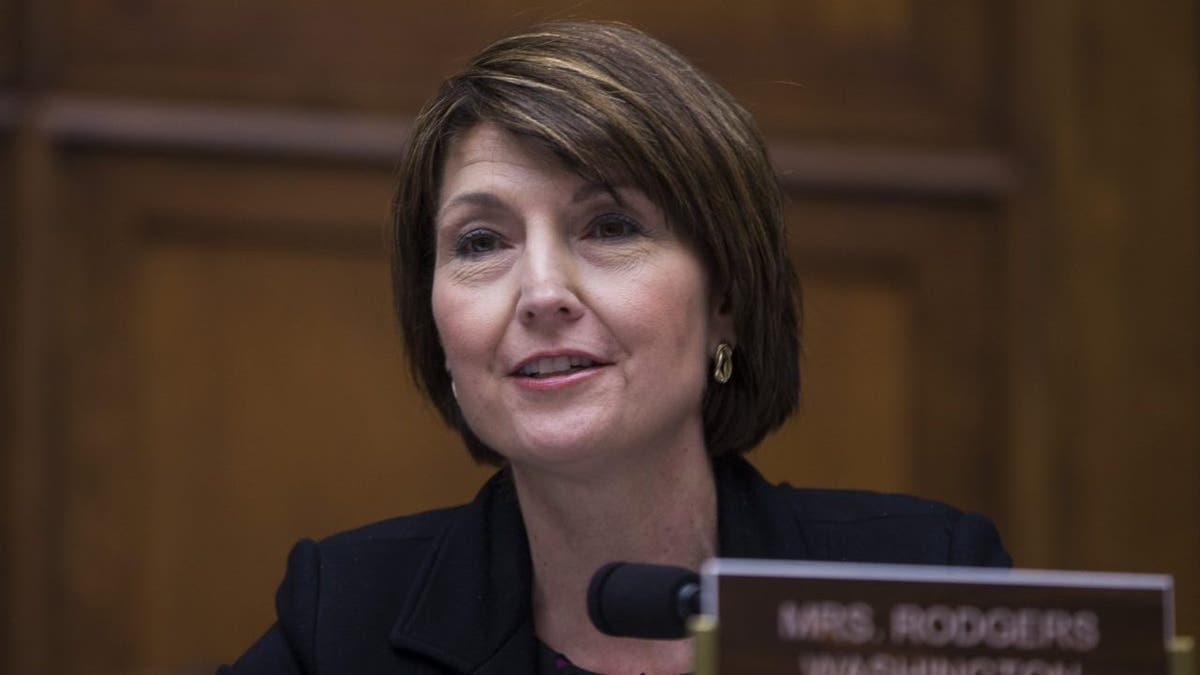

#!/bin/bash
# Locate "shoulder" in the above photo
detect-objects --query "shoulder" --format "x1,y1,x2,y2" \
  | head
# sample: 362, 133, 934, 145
221, 504, 471, 674
293, 503, 471, 618
260, 504, 471, 672
286, 502, 468, 604
318, 502, 467, 548
713, 457, 1011, 568
780, 484, 1012, 567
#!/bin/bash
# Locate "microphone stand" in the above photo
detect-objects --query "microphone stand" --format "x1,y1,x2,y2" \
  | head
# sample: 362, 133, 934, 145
689, 614, 718, 675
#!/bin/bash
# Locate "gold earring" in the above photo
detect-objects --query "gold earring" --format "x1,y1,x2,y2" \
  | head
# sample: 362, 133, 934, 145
712, 342, 733, 384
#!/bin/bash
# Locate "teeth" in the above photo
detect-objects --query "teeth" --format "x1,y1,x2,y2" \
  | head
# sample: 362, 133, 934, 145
519, 355, 598, 377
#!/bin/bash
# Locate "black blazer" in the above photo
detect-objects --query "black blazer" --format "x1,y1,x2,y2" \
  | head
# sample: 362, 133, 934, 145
221, 457, 1010, 674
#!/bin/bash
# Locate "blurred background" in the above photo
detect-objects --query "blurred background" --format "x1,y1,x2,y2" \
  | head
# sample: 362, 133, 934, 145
1, 1, 1196, 673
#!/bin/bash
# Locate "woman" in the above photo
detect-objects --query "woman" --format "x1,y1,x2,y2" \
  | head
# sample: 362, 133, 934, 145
223, 21, 1008, 675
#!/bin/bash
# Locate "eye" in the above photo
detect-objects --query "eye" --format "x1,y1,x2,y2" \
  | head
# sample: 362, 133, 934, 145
586, 214, 642, 240
454, 228, 505, 258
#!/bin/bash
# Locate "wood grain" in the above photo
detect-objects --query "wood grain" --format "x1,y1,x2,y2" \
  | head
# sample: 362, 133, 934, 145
5, 111, 58, 675
0, 0, 13, 87
754, 275, 914, 494
137, 244, 498, 666
53, 154, 501, 672
755, 197, 1005, 520
57, 0, 1004, 146
0, 136, 13, 675
1009, 0, 1199, 637
29, 95, 1015, 198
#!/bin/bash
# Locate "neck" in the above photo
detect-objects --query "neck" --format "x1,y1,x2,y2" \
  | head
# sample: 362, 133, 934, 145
511, 438, 717, 675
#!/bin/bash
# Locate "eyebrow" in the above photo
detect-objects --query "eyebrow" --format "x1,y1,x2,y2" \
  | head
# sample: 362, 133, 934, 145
437, 181, 627, 223
572, 181, 625, 206
436, 192, 506, 222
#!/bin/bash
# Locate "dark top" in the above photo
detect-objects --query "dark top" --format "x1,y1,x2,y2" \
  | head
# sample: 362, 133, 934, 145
220, 457, 1010, 674
536, 640, 686, 675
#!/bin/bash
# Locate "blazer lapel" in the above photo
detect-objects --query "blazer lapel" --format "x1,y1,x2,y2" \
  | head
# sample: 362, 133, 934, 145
388, 470, 537, 673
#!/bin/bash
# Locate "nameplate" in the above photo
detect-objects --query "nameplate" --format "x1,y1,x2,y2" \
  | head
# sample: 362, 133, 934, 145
701, 559, 1173, 675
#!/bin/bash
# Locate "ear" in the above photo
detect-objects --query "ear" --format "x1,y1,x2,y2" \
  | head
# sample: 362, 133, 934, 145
707, 293, 736, 353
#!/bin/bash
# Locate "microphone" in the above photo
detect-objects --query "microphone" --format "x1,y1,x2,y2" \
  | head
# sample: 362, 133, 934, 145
587, 561, 701, 640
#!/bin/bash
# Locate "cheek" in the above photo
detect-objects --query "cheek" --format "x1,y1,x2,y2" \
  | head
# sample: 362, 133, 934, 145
611, 262, 710, 364
431, 276, 509, 371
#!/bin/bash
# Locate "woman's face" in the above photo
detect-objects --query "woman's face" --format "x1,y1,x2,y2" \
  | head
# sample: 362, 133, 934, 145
431, 123, 729, 471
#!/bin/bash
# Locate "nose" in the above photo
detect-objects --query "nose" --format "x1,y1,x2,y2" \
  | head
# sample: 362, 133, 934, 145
515, 235, 584, 327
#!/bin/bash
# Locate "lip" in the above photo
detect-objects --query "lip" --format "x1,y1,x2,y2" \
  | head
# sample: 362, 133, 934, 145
509, 349, 610, 376
509, 349, 611, 392
512, 365, 607, 391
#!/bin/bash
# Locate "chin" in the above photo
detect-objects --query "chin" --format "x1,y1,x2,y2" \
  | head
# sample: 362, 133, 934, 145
486, 405, 616, 456
504, 431, 616, 468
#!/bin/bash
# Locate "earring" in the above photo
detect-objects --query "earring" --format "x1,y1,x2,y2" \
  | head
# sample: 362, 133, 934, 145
451, 380, 458, 400
712, 342, 733, 384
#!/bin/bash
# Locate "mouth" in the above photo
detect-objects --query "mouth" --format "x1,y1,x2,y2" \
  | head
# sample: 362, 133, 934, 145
513, 354, 604, 379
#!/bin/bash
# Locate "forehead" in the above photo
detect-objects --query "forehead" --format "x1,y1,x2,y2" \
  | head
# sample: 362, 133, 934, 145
439, 123, 571, 195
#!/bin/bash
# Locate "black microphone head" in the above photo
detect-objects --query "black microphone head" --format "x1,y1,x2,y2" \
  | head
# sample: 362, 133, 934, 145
587, 561, 700, 640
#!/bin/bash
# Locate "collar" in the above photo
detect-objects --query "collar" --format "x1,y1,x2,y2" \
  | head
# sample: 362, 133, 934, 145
388, 457, 807, 673
714, 455, 810, 561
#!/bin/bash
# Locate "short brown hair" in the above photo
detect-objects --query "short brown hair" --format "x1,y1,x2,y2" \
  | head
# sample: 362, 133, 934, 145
391, 21, 800, 465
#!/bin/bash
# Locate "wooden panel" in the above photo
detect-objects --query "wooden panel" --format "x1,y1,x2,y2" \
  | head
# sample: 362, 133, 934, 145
1010, 0, 1199, 637
54, 155, 495, 674
137, 245, 499, 667
0, 137, 13, 673
754, 197, 1006, 523
0, 0, 14, 85
59, 0, 1003, 146
754, 277, 913, 493
5, 121, 58, 675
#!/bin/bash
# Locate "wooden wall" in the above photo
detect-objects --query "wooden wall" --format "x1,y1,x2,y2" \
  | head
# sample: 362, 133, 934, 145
1010, 0, 1199, 637
1, 137, 14, 673
2, 1, 1195, 673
